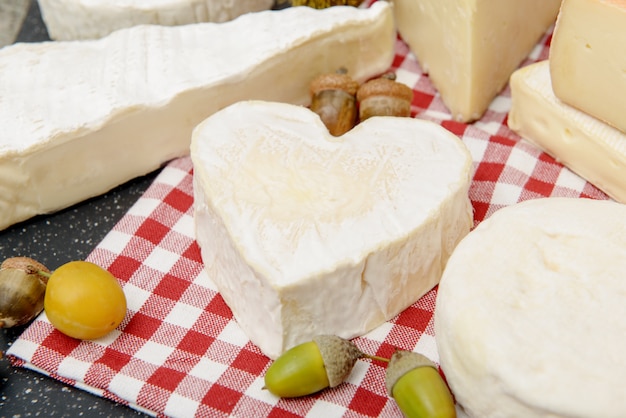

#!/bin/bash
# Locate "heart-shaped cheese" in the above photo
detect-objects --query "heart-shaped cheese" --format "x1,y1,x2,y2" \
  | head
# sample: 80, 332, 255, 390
191, 100, 473, 359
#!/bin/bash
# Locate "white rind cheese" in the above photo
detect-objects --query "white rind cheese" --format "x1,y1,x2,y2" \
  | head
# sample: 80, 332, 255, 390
0, 3, 395, 231
191, 100, 474, 359
508, 61, 626, 203
435, 197, 626, 418
549, 0, 626, 134
38, 0, 274, 41
392, 0, 560, 122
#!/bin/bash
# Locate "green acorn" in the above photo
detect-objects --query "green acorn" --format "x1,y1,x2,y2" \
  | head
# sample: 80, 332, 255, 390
385, 351, 456, 418
264, 335, 383, 397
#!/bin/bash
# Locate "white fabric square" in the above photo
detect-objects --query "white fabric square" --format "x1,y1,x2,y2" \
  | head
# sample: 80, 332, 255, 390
363, 322, 393, 343
245, 376, 279, 405
555, 166, 588, 191
127, 197, 161, 218
491, 182, 524, 206
143, 246, 180, 273
217, 322, 249, 348
463, 136, 490, 165
7, 338, 40, 361
123, 283, 152, 312
506, 147, 539, 176
164, 392, 200, 418
58, 357, 90, 382
97, 230, 133, 255
474, 120, 505, 136
108, 374, 145, 404
188, 357, 228, 382
305, 400, 347, 418
134, 341, 175, 366
395, 67, 420, 90
163, 302, 203, 329
171, 213, 195, 238
158, 166, 190, 188
414, 334, 439, 364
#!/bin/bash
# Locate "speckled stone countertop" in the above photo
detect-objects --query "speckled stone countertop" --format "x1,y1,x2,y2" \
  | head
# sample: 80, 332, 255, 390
0, 2, 156, 416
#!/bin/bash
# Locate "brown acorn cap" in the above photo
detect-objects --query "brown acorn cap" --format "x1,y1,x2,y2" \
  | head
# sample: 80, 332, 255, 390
1, 257, 50, 284
313, 335, 365, 388
384, 350, 437, 395
356, 74, 414, 103
310, 69, 360, 97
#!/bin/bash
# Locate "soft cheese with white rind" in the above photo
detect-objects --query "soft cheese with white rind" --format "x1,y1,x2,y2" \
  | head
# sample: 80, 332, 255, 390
435, 197, 626, 418
549, 0, 626, 134
508, 61, 624, 203
0, 3, 395, 231
191, 100, 474, 359
392, 0, 560, 122
38, 0, 273, 41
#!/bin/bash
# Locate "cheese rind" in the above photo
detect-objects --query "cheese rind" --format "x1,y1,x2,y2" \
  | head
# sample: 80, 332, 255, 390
38, 0, 274, 41
191, 100, 473, 359
392, 0, 560, 122
550, 0, 626, 134
0, 3, 395, 231
508, 61, 624, 202
435, 197, 626, 418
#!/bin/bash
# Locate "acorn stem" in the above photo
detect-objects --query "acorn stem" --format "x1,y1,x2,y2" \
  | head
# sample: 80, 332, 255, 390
36, 270, 52, 278
364, 354, 391, 363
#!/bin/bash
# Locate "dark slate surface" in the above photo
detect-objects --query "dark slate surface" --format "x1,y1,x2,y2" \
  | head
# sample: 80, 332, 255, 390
0, 2, 157, 416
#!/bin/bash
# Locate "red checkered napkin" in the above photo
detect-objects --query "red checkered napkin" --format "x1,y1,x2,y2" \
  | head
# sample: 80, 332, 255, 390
8, 23, 608, 418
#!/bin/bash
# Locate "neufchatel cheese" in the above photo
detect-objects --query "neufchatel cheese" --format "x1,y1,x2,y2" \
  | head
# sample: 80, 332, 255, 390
191, 100, 474, 359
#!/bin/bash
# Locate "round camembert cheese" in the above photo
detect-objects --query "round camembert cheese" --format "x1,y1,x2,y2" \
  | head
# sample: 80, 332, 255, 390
191, 100, 474, 359
435, 197, 626, 418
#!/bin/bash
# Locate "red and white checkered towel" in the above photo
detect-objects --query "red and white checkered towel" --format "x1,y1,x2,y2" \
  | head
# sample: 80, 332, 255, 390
7, 10, 608, 418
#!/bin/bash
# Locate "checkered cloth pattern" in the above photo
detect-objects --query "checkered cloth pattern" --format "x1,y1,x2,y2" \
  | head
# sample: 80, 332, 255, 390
7, 4, 609, 417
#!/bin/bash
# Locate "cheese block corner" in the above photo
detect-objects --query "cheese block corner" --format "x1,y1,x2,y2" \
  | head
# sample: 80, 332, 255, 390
190, 100, 473, 359
549, 0, 626, 134
508, 60, 625, 203
37, 0, 275, 41
435, 197, 626, 418
392, 0, 560, 122
0, 3, 395, 231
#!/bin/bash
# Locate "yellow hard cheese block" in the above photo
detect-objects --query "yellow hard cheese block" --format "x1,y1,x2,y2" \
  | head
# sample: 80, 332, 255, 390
550, 0, 626, 134
392, 0, 560, 122
509, 61, 626, 203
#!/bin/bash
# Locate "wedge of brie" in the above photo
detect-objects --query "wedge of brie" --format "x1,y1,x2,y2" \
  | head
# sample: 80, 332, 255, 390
38, 0, 274, 41
190, 100, 474, 359
0, 2, 395, 231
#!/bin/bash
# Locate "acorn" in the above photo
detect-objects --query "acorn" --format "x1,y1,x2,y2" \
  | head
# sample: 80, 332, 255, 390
310, 68, 359, 136
264, 335, 385, 398
385, 350, 456, 418
0, 257, 50, 328
356, 72, 414, 121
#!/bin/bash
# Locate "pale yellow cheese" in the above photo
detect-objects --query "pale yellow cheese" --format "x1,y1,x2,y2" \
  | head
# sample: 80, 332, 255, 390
392, 0, 561, 122
550, 0, 626, 134
508, 61, 625, 202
